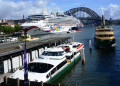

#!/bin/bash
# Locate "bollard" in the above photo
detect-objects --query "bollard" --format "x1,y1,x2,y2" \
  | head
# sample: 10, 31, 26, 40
4, 76, 8, 84
89, 40, 92, 51
81, 48, 85, 65
17, 78, 20, 86
41, 81, 43, 86
58, 83, 61, 86
28, 79, 30, 86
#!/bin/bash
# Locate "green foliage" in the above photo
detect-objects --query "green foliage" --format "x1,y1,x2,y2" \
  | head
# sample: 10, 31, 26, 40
1, 26, 15, 34
0, 24, 22, 34
14, 23, 22, 32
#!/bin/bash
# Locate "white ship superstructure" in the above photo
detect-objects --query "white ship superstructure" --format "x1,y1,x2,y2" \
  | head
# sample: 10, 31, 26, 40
21, 12, 83, 35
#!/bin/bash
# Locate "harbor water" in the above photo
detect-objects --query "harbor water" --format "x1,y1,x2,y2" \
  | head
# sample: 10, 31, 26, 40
1, 25, 120, 86
50, 25, 120, 86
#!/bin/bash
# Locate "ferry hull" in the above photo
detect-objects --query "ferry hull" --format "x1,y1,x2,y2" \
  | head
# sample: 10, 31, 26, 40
47, 52, 81, 83
94, 38, 116, 49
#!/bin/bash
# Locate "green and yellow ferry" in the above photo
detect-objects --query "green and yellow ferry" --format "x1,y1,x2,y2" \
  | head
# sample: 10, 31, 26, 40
94, 15, 116, 49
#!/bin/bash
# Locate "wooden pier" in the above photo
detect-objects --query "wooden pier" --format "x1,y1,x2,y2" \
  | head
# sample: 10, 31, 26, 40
1, 76, 64, 86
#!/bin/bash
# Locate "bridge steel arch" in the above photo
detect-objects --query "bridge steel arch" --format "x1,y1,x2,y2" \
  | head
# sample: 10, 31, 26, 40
64, 7, 101, 26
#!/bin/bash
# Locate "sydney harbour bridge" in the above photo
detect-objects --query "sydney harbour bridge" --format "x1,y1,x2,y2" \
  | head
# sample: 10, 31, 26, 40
64, 7, 101, 26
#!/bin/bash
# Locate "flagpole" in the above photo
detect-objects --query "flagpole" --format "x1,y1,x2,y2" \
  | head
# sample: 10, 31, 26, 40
24, 31, 28, 86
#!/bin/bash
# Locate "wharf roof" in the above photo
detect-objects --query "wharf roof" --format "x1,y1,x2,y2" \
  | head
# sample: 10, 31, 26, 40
0, 37, 70, 61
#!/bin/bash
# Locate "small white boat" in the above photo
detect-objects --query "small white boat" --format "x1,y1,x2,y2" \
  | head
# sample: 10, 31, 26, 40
9, 42, 84, 83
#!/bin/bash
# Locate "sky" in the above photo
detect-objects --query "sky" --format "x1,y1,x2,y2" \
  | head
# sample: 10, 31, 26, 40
0, 0, 120, 20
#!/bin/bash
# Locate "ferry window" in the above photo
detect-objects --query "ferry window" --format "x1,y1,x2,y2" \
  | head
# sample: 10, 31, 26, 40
46, 74, 50, 78
51, 68, 57, 75
109, 34, 113, 37
28, 63, 53, 73
98, 34, 113, 37
98, 35, 103, 37
98, 30, 112, 32
77, 44, 80, 47
65, 47, 71, 52
56, 60, 66, 70
42, 51, 48, 55
42, 51, 64, 56
73, 45, 77, 48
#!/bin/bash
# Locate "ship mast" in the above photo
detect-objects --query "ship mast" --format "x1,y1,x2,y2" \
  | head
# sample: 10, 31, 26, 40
101, 15, 105, 28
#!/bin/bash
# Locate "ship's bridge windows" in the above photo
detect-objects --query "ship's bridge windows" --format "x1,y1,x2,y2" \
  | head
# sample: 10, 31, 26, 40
96, 34, 114, 37
96, 30, 113, 32
28, 63, 53, 73
42, 51, 64, 56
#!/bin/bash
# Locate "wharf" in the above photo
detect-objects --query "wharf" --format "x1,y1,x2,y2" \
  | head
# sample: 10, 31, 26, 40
0, 37, 70, 56
0, 37, 71, 73
0, 73, 12, 83
0, 37, 70, 86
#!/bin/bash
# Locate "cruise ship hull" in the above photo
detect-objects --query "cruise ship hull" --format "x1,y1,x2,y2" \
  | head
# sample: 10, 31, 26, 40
22, 25, 72, 35
21, 13, 83, 35
24, 28, 51, 35
42, 26, 71, 34
94, 38, 116, 49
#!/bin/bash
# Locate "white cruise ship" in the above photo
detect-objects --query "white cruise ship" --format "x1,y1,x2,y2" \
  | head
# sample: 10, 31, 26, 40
21, 12, 83, 35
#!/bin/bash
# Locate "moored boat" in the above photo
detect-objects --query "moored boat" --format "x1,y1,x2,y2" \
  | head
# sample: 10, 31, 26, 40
9, 42, 84, 83
71, 27, 83, 31
94, 15, 116, 49
18, 33, 39, 41
21, 11, 83, 35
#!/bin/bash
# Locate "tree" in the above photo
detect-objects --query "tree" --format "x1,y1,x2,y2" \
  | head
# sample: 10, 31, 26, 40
1, 26, 15, 34
14, 23, 22, 32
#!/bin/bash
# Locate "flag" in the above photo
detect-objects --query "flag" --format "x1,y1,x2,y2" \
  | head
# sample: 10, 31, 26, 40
24, 41, 28, 86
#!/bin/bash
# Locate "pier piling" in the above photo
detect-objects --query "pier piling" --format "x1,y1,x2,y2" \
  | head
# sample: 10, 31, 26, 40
81, 48, 85, 65
58, 83, 61, 86
17, 78, 20, 86
4, 76, 7, 84
72, 36, 74, 42
89, 40, 92, 52
41, 81, 43, 86
28, 79, 30, 86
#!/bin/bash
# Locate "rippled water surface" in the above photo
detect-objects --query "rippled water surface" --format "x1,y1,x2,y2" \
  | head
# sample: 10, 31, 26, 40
50, 26, 120, 86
